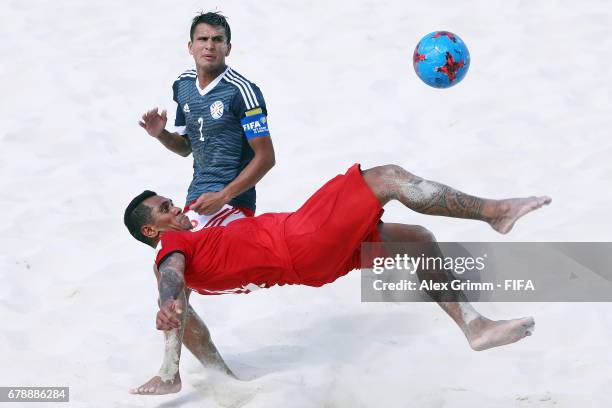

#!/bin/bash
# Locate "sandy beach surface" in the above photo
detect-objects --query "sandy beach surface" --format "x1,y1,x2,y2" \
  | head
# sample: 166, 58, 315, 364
1, 0, 611, 406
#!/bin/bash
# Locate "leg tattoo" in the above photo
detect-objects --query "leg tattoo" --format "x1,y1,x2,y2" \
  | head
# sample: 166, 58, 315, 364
381, 165, 489, 220
366, 165, 551, 234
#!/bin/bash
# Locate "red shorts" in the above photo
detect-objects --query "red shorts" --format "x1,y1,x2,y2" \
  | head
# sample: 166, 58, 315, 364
284, 164, 384, 287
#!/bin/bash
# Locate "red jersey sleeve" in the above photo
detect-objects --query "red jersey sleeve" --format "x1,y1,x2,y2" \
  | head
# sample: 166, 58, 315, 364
155, 231, 193, 268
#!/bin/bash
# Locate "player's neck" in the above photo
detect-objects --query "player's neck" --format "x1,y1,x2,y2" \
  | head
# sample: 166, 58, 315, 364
151, 237, 161, 249
196, 64, 227, 89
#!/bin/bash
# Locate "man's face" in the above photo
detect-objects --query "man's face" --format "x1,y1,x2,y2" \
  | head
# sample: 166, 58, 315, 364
188, 23, 231, 72
141, 195, 193, 240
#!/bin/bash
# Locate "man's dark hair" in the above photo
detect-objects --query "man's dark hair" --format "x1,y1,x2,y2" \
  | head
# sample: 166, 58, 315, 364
190, 11, 231, 43
124, 190, 157, 247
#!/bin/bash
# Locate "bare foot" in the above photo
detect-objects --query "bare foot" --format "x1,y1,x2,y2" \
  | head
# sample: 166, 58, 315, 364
466, 316, 535, 351
490, 196, 552, 234
129, 373, 181, 395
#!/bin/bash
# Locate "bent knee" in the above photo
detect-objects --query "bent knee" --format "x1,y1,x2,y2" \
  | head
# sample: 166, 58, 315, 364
363, 164, 405, 180
362, 165, 419, 203
412, 225, 437, 243
379, 223, 437, 243
363, 165, 419, 187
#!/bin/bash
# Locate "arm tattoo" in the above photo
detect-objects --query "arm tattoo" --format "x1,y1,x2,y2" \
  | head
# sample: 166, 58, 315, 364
158, 253, 186, 304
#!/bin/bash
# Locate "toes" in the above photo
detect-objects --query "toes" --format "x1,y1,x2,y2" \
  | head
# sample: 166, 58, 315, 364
129, 384, 163, 395
536, 196, 551, 207
521, 317, 535, 337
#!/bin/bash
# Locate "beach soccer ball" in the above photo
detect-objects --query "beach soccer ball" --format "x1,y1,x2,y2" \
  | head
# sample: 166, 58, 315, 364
413, 31, 470, 88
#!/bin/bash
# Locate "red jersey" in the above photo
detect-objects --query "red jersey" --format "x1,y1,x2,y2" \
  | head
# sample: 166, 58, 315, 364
156, 213, 297, 294
155, 164, 384, 295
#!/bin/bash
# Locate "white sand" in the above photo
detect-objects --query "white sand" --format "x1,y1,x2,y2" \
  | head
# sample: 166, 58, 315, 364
1, 0, 611, 406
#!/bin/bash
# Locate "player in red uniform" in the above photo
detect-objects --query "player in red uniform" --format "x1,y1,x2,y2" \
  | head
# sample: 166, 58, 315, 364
125, 163, 551, 394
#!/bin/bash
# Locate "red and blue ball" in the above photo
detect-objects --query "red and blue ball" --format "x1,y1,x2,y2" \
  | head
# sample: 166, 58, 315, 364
413, 31, 470, 88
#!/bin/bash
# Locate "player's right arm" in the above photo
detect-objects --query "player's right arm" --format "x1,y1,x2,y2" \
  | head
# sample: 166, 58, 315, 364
156, 252, 187, 329
139, 107, 192, 157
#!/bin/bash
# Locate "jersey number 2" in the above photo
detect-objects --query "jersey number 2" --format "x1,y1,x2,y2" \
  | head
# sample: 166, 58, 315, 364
198, 117, 204, 141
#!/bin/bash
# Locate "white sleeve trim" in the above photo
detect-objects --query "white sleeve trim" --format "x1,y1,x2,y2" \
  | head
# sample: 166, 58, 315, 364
172, 125, 187, 135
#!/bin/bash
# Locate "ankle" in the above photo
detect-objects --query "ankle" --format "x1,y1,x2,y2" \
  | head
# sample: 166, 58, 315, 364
482, 200, 502, 221
157, 370, 181, 384
466, 316, 491, 337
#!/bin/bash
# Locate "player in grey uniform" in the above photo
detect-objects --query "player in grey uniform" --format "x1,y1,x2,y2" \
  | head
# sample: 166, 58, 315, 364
140, 12, 275, 215
170, 65, 269, 213
137, 12, 275, 386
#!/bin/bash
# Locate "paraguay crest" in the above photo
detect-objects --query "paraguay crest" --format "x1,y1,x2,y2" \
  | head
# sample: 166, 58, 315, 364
210, 100, 224, 119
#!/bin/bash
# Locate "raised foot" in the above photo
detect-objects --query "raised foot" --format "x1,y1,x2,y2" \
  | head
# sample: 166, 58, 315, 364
129, 375, 181, 395
467, 316, 535, 351
490, 196, 552, 234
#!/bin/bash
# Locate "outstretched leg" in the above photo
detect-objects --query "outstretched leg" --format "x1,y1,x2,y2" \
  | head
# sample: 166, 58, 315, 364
363, 165, 551, 234
378, 223, 535, 350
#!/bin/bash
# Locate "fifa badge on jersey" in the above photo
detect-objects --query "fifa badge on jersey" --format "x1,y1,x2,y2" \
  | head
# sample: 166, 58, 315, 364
210, 100, 224, 119
241, 109, 270, 140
